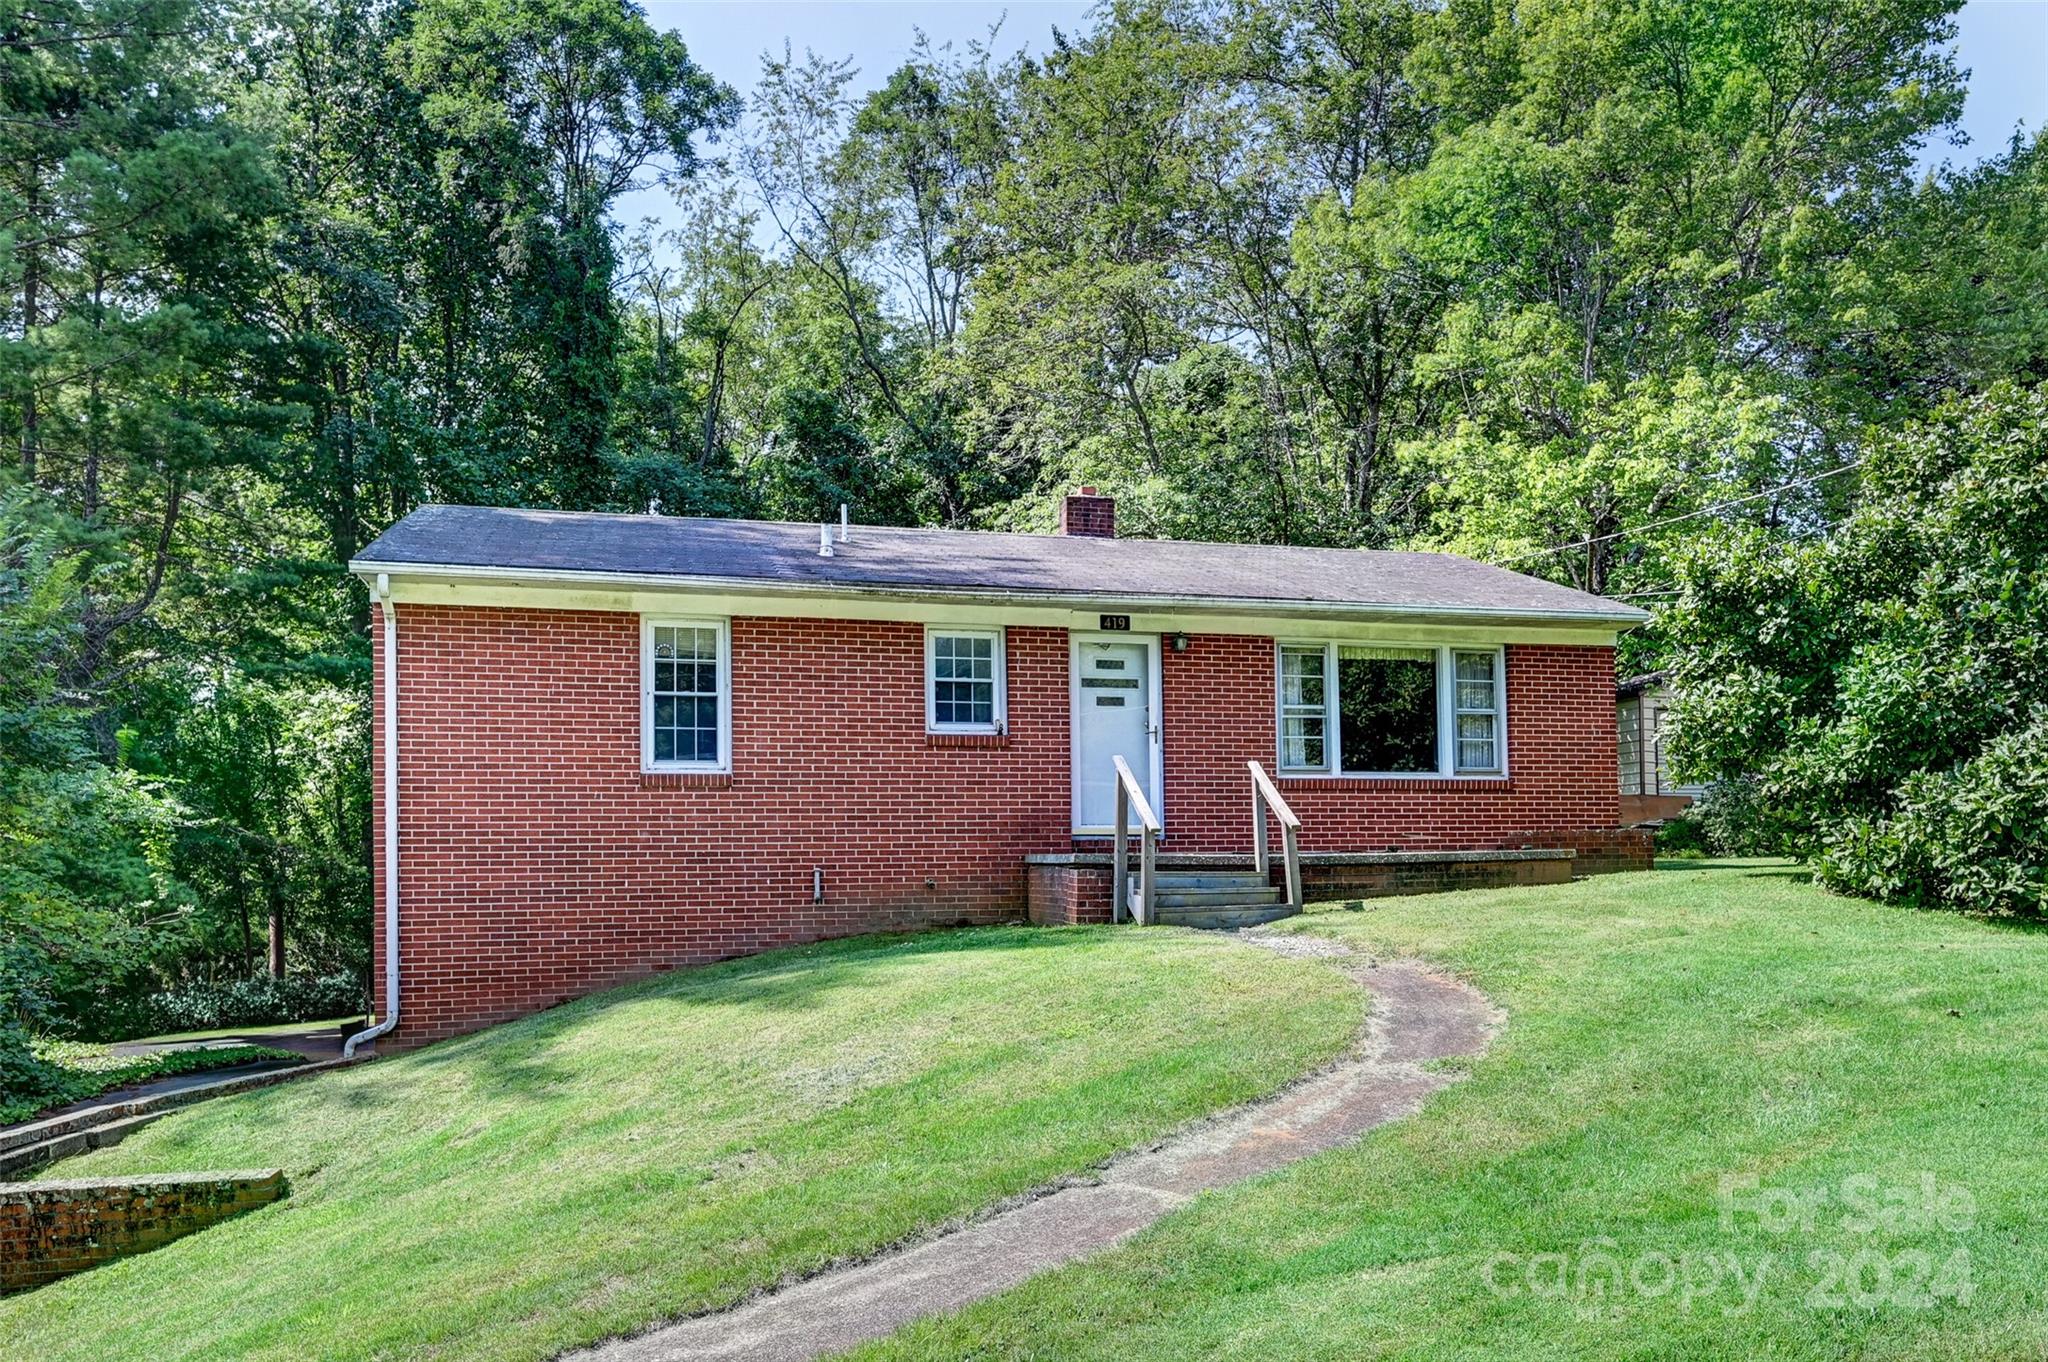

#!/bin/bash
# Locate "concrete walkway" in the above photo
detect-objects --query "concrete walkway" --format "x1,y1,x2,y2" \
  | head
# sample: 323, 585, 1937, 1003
18, 1061, 301, 1131
569, 929, 1499, 1362
110, 1019, 366, 1063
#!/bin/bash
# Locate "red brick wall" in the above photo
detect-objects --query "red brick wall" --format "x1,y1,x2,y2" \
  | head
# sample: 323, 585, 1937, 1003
1026, 864, 1116, 926
2, 1171, 284, 1294
373, 609, 1633, 1044
1157, 635, 1625, 855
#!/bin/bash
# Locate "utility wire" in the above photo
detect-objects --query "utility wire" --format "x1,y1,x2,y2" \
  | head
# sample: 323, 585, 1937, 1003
1497, 459, 1866, 568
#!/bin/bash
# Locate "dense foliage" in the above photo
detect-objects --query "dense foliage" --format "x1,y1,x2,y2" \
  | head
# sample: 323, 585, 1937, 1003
1662, 384, 2048, 914
2, 0, 2044, 1059
117, 971, 365, 1037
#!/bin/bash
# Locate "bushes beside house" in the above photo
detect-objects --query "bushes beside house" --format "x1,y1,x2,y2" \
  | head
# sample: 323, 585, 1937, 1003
1818, 713, 2048, 916
1660, 383, 2048, 915
107, 973, 366, 1040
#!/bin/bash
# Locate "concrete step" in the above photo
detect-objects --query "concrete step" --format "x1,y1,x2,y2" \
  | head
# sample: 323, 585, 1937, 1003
1156, 904, 1302, 930
1149, 885, 1285, 909
0, 1111, 163, 1178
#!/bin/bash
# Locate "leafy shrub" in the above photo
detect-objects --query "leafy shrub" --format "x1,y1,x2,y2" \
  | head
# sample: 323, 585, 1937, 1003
1669, 779, 1785, 858
128, 972, 365, 1038
1661, 383, 2048, 913
1817, 712, 2048, 916
0, 1018, 68, 1121
1652, 814, 1709, 858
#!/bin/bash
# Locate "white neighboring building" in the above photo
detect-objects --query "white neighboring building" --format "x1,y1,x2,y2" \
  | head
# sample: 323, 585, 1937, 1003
1617, 671, 1706, 822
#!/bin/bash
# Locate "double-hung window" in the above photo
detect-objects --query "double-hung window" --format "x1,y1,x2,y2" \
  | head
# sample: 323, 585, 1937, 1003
926, 627, 1006, 734
643, 618, 730, 771
1275, 642, 1506, 777
1452, 650, 1503, 773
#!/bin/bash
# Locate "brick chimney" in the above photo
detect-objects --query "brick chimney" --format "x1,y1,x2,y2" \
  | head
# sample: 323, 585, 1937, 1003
1058, 486, 1116, 538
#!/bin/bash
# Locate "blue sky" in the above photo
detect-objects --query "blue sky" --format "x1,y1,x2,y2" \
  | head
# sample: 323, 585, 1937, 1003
623, 0, 2048, 230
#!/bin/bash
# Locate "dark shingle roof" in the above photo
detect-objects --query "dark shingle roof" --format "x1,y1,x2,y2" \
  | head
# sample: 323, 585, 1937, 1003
354, 505, 1647, 625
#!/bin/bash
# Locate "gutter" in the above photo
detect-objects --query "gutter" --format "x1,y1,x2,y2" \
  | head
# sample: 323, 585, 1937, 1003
343, 559, 1652, 629
343, 572, 400, 1059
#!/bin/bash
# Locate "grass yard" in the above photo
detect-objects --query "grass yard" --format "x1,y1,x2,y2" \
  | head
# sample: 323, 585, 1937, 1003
0, 925, 1359, 1362
856, 862, 2048, 1361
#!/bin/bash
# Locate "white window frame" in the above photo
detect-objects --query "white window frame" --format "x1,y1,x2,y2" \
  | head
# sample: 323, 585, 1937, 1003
925, 625, 1008, 735
1272, 641, 1508, 779
1449, 647, 1507, 776
641, 616, 732, 773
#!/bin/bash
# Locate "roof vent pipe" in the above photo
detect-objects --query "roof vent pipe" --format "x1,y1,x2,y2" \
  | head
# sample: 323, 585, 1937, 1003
818, 523, 834, 558
838, 503, 849, 542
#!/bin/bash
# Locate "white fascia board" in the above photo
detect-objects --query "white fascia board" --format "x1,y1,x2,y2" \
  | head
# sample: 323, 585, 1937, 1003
348, 558, 1650, 635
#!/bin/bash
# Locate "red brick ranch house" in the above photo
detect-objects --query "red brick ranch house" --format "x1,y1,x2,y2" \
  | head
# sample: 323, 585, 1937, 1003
345, 491, 1650, 1049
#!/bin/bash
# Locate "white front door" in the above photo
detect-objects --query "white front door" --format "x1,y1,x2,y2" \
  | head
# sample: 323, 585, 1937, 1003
1072, 635, 1161, 832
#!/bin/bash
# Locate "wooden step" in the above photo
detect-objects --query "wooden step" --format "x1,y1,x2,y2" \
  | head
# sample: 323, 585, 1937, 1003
1148, 871, 1271, 890
1155, 904, 1302, 930
1155, 864, 1261, 888
1149, 885, 1285, 909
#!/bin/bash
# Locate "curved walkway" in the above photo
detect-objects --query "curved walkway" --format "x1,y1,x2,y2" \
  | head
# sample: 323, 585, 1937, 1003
569, 929, 1500, 1362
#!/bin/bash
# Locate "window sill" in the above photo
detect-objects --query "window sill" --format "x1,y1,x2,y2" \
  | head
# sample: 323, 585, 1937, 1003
639, 771, 733, 790
926, 732, 1010, 748
1278, 774, 1512, 793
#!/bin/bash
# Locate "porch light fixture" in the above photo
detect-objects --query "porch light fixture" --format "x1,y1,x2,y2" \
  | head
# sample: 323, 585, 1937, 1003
1167, 632, 1190, 652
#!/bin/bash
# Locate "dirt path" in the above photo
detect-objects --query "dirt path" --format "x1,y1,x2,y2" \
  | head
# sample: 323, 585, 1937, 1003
567, 929, 1499, 1362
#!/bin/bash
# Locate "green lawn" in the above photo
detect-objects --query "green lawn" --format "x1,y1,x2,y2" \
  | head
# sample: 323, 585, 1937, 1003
855, 862, 2048, 1361
0, 926, 1359, 1362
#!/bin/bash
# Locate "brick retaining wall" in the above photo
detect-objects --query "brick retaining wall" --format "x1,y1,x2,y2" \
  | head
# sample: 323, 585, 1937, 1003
1, 1170, 285, 1294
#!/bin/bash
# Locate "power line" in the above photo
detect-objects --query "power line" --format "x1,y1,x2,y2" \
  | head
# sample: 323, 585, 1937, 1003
1496, 459, 1866, 568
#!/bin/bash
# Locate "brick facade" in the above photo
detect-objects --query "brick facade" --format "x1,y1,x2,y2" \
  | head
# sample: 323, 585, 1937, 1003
374, 608, 1643, 1045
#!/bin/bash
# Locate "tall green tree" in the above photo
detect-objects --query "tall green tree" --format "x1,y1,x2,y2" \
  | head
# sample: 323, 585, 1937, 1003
2, 0, 294, 745
398, 0, 737, 506
1396, 0, 1967, 595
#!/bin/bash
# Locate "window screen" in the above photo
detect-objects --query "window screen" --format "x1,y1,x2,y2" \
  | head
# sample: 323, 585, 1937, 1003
1453, 650, 1502, 773
1279, 645, 1328, 771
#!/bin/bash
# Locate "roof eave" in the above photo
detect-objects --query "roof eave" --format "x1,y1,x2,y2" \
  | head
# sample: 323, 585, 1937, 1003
347, 558, 1653, 629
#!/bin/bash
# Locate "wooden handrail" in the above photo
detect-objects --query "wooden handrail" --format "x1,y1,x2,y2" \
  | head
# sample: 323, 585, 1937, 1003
1247, 761, 1304, 909
1247, 761, 1300, 830
1112, 754, 1160, 925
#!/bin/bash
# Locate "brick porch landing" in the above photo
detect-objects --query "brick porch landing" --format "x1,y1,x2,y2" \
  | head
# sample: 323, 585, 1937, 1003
1026, 847, 1579, 926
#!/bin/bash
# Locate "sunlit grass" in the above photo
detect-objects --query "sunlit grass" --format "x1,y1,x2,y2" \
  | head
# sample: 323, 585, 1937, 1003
1, 925, 1359, 1362
857, 863, 2048, 1361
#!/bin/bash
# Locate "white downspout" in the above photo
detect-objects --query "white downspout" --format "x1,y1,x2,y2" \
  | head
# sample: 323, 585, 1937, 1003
344, 572, 400, 1058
